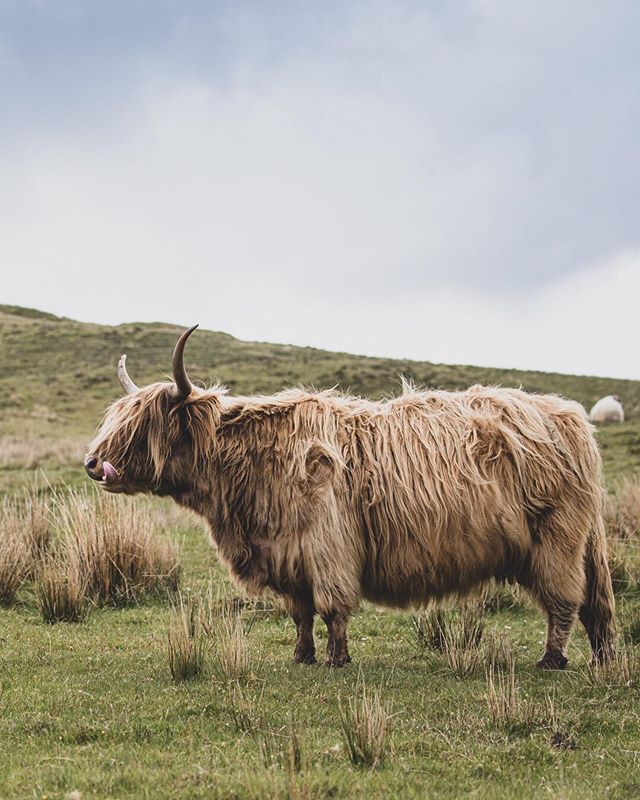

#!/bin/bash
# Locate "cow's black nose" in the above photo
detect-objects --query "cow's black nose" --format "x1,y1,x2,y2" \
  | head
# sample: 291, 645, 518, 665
85, 455, 98, 470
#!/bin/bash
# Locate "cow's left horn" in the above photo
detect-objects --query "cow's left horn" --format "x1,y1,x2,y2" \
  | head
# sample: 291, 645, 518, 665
117, 354, 138, 395
171, 324, 199, 400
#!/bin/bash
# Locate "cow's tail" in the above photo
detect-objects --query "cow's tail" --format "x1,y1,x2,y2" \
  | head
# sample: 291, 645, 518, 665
579, 512, 616, 663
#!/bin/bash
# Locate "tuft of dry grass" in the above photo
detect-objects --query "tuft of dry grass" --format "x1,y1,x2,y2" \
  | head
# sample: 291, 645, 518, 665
228, 683, 264, 734
411, 609, 447, 652
50, 487, 181, 607
214, 609, 253, 683
0, 489, 48, 605
0, 519, 32, 605
413, 604, 485, 677
167, 595, 205, 682
485, 649, 538, 732
483, 631, 514, 670
480, 581, 527, 614
441, 626, 484, 678
606, 477, 640, 539
607, 539, 640, 596
583, 639, 638, 688
257, 714, 304, 775
339, 681, 392, 769
34, 553, 89, 623
412, 603, 485, 656
486, 656, 518, 728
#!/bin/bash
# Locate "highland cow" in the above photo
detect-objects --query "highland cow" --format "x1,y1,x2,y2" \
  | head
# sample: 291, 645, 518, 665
85, 327, 615, 668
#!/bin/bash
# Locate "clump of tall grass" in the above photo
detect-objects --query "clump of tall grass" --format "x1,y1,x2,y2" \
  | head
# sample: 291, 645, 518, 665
485, 649, 538, 732
480, 582, 527, 614
213, 609, 253, 682
167, 595, 205, 682
35, 553, 89, 623
583, 640, 638, 688
607, 539, 640, 596
486, 654, 517, 727
413, 604, 485, 677
605, 478, 640, 598
19, 487, 50, 568
228, 683, 264, 734
26, 487, 181, 623
606, 477, 640, 539
412, 604, 485, 654
257, 714, 304, 775
483, 631, 514, 670
201, 580, 285, 633
0, 520, 32, 605
0, 489, 49, 605
441, 625, 484, 678
411, 609, 447, 651
339, 681, 392, 769
51, 487, 181, 607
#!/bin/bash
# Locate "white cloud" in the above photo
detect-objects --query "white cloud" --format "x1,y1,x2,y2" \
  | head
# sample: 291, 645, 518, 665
195, 250, 640, 381
1, 2, 639, 379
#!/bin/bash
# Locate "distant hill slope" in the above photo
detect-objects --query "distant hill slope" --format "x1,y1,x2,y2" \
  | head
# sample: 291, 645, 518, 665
1, 304, 639, 489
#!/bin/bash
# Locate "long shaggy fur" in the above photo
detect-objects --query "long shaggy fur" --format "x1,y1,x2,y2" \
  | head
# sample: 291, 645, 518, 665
88, 380, 616, 667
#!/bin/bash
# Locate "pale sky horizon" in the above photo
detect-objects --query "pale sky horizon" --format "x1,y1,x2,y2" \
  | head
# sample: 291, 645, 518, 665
2, 2, 639, 379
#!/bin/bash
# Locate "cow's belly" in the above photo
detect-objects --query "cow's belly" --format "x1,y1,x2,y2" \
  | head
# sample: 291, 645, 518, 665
359, 517, 528, 608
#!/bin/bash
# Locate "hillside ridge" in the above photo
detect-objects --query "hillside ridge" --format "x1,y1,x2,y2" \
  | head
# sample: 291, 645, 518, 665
1, 304, 639, 490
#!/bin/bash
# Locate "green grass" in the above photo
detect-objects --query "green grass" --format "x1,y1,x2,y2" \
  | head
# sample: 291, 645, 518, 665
0, 518, 639, 799
1, 305, 640, 798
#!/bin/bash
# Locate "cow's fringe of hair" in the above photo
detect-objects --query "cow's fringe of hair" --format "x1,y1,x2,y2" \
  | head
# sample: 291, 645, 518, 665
90, 382, 226, 484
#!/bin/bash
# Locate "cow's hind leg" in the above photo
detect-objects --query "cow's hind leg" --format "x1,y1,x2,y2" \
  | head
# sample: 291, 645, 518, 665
321, 611, 351, 667
525, 536, 585, 670
520, 505, 588, 670
285, 596, 317, 664
536, 593, 579, 670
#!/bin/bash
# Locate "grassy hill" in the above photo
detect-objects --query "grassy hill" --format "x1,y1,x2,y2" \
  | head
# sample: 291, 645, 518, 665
1, 303, 639, 491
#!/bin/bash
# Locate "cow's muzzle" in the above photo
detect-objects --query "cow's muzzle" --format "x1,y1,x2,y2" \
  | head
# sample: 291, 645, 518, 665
84, 455, 119, 484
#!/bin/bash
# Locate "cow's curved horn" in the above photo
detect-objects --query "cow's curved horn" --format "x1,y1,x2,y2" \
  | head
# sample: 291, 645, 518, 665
117, 354, 138, 395
171, 324, 199, 400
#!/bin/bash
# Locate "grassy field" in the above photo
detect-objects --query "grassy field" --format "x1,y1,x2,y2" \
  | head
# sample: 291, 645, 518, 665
1, 305, 640, 799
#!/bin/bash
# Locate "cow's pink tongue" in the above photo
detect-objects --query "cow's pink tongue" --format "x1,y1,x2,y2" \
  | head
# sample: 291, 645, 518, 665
102, 461, 119, 482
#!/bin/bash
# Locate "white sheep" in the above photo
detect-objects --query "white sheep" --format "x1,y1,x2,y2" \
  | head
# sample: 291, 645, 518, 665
589, 395, 624, 424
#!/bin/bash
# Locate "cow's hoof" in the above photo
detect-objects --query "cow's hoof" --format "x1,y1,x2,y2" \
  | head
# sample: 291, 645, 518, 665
293, 653, 317, 665
536, 652, 568, 670
324, 654, 350, 668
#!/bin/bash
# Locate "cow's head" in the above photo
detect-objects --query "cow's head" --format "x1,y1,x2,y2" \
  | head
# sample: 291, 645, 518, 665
85, 325, 221, 495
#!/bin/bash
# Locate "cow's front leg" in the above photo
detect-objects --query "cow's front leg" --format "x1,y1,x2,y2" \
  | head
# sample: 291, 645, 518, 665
321, 611, 351, 667
285, 596, 317, 664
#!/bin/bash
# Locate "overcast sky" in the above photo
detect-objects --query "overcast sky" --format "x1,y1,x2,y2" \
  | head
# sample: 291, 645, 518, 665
2, 1, 639, 378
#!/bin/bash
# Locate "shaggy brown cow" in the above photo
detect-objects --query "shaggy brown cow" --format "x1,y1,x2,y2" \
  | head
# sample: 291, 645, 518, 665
85, 326, 615, 669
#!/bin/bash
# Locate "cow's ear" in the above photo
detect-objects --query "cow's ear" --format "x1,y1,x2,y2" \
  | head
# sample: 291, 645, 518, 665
304, 441, 341, 485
